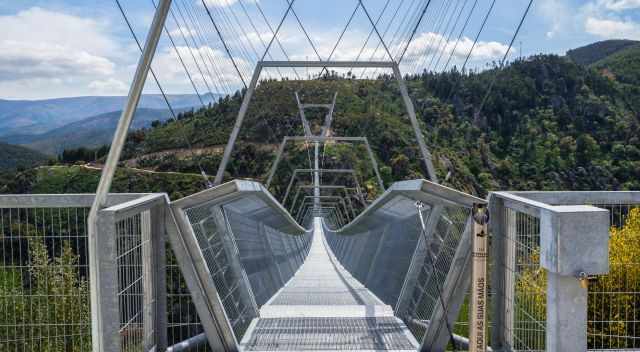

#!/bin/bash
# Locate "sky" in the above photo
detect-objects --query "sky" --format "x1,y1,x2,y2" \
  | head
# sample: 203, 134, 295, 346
0, 0, 638, 100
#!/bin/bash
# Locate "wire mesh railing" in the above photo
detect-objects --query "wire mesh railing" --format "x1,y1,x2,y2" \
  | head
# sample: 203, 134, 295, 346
171, 182, 311, 347
494, 206, 546, 351
324, 211, 421, 306
401, 204, 474, 347
0, 205, 92, 352
489, 191, 639, 352
93, 194, 170, 352
586, 202, 640, 350
323, 180, 483, 351
166, 246, 209, 352
115, 213, 147, 351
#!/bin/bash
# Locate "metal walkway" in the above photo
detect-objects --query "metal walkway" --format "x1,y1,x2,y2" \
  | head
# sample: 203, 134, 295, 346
239, 218, 419, 351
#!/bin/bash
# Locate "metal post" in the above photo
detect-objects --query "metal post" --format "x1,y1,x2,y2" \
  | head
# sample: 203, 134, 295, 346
470, 205, 488, 352
504, 207, 516, 348
546, 273, 588, 352
364, 138, 385, 191
392, 63, 438, 183
88, 3, 171, 350
489, 197, 509, 350
91, 0, 172, 211
92, 210, 120, 352
151, 204, 168, 351
266, 137, 288, 187
142, 210, 154, 351
540, 207, 609, 352
214, 63, 263, 185
314, 141, 320, 212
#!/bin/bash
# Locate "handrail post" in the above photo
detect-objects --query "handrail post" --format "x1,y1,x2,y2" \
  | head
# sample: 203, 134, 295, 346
93, 210, 120, 352
88, 2, 171, 350
149, 204, 168, 351
540, 207, 609, 351
470, 205, 489, 352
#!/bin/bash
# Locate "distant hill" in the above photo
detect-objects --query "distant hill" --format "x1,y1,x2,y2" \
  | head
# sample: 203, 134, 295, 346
592, 44, 640, 85
567, 39, 640, 66
0, 142, 49, 171
4, 108, 184, 155
0, 93, 218, 137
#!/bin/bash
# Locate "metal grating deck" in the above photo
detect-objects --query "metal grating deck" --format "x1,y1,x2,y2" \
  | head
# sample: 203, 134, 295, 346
240, 218, 418, 351
242, 317, 417, 351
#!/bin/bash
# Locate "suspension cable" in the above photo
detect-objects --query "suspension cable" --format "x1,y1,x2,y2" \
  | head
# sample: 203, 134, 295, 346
445, 0, 496, 101
427, 0, 467, 72
285, 0, 323, 61
441, 0, 479, 73
261, 0, 296, 61
178, 0, 232, 94
353, 0, 391, 65
115, 0, 212, 186
200, 0, 248, 88
476, 0, 534, 114
253, 0, 302, 79
398, 0, 433, 63
169, 3, 218, 97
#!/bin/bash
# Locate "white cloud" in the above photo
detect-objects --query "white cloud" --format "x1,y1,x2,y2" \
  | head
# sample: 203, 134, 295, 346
169, 26, 198, 38
153, 45, 248, 90
0, 7, 122, 97
600, 0, 640, 11
201, 0, 258, 7
400, 32, 510, 66
585, 17, 640, 39
88, 78, 129, 94
537, 0, 575, 39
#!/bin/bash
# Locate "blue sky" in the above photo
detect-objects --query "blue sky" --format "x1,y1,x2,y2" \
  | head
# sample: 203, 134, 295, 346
0, 0, 638, 99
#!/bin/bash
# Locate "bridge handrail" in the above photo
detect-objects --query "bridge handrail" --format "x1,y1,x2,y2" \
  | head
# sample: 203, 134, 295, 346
322, 178, 485, 351
489, 191, 614, 352
93, 193, 170, 352
168, 180, 312, 351
331, 179, 485, 233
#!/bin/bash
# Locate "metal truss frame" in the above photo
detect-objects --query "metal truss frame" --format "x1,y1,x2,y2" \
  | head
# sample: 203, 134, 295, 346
213, 60, 438, 186
265, 136, 385, 191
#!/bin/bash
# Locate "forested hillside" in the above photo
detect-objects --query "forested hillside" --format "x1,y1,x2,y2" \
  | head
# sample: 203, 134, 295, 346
0, 142, 49, 172
3, 52, 639, 198
566, 39, 639, 65
125, 54, 640, 196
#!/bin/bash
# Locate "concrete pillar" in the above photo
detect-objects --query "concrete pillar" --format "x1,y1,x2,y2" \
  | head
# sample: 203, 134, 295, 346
540, 206, 609, 352
546, 272, 588, 351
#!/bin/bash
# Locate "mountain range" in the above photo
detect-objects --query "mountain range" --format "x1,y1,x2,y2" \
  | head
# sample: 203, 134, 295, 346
0, 93, 219, 155
1, 40, 639, 182
0, 93, 217, 137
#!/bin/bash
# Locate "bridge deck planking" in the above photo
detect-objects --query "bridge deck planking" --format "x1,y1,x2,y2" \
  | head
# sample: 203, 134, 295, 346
239, 218, 419, 351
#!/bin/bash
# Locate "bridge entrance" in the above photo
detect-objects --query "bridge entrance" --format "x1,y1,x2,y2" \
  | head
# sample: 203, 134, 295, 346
240, 218, 418, 351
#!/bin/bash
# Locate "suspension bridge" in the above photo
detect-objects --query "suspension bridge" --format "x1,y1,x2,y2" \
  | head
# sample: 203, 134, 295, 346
1, 0, 638, 352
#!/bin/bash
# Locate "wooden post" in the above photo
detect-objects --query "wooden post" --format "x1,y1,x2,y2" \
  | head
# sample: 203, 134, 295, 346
470, 204, 489, 352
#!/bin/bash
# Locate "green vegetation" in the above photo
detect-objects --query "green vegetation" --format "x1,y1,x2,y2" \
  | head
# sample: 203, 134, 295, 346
1, 165, 208, 200
114, 54, 640, 199
517, 207, 640, 349
592, 43, 640, 86
0, 142, 50, 172
0, 225, 91, 352
0, 43, 638, 350
3, 53, 639, 200
567, 39, 639, 66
